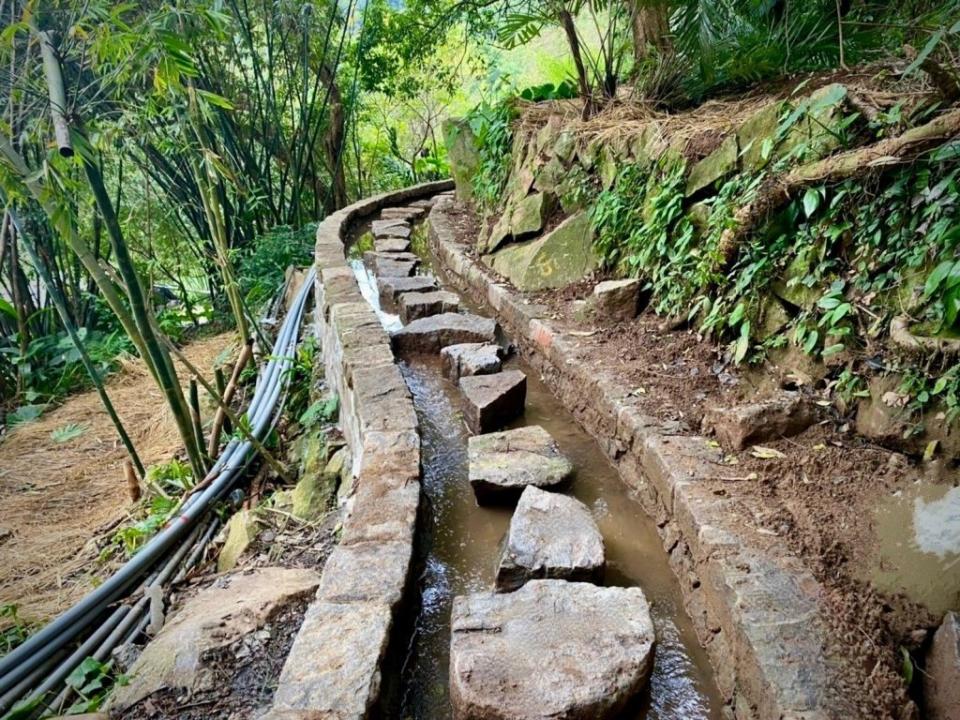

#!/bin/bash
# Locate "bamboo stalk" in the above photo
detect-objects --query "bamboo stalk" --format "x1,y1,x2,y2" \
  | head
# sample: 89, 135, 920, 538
7, 207, 146, 478
207, 341, 253, 460
33, 26, 73, 157
188, 379, 208, 473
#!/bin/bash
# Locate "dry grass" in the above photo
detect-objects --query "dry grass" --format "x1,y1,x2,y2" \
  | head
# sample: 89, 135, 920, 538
0, 332, 237, 624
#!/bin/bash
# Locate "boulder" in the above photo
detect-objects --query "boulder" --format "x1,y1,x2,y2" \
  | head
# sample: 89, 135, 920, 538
445, 118, 481, 202
468, 425, 572, 501
702, 392, 818, 451
449, 580, 655, 720
375, 237, 411, 253
391, 312, 496, 355
496, 486, 604, 591
485, 192, 556, 254
399, 290, 461, 323
686, 133, 739, 196
108, 568, 320, 713
487, 211, 598, 292
378, 275, 439, 304
924, 612, 960, 720
441, 343, 502, 380
459, 370, 526, 435
217, 509, 260, 572
291, 433, 338, 521
591, 279, 642, 322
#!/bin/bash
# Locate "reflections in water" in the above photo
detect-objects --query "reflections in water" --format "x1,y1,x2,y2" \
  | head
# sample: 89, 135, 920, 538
873, 481, 960, 614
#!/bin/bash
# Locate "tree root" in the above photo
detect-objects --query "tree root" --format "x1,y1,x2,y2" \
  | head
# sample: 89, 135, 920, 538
716, 108, 960, 270
889, 315, 960, 359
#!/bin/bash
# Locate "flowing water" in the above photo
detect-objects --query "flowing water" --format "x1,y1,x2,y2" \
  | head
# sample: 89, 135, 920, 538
348, 219, 721, 719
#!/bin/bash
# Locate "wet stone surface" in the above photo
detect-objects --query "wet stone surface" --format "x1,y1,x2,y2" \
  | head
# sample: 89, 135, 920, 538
467, 425, 571, 502
375, 237, 411, 253
391, 312, 497, 355
378, 274, 439, 304
400, 290, 461, 323
441, 343, 502, 380
449, 580, 655, 720
459, 369, 527, 435
496, 485, 605, 591
924, 611, 960, 720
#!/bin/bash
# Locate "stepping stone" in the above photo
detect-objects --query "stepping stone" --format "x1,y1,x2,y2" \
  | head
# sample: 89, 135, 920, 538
374, 237, 411, 253
378, 275, 439, 304
364, 250, 419, 268
449, 580, 655, 720
379, 206, 425, 221
371, 218, 408, 234
496, 486, 604, 591
399, 290, 460, 323
376, 259, 417, 278
409, 198, 435, 209
467, 425, 571, 501
441, 343, 501, 380
391, 312, 496, 355
459, 370, 526, 435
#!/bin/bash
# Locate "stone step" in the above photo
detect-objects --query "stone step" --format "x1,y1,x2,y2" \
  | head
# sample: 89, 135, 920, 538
374, 237, 411, 253
449, 580, 654, 720
459, 369, 526, 435
391, 312, 496, 355
376, 258, 418, 278
399, 290, 460, 323
377, 275, 439, 304
372, 220, 411, 240
467, 425, 570, 502
379, 206, 426, 221
441, 343, 502, 380
496, 485, 604, 591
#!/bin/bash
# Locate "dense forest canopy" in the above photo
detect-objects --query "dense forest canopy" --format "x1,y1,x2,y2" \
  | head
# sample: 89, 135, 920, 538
0, 0, 958, 461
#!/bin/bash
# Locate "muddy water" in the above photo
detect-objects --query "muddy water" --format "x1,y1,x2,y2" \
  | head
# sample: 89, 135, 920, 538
871, 480, 960, 615
348, 220, 721, 719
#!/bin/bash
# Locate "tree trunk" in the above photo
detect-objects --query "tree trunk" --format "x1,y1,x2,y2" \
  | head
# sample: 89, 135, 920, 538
320, 65, 348, 212
558, 8, 593, 119
717, 109, 960, 270
630, 1, 672, 64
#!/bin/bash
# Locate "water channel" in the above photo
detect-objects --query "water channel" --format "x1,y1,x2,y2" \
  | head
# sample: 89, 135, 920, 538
348, 213, 721, 719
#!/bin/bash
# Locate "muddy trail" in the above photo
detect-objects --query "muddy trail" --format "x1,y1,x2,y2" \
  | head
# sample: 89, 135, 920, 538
346, 218, 721, 718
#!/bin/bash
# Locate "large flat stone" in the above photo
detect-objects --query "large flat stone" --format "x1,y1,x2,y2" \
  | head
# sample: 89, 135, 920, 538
379, 206, 425, 221
109, 568, 320, 713
441, 343, 502, 380
376, 258, 417, 277
487, 211, 598, 292
375, 237, 411, 253
459, 370, 527, 435
371, 219, 410, 237
449, 580, 655, 720
316, 540, 412, 607
496, 486, 604, 591
271, 600, 391, 719
468, 425, 571, 501
399, 290, 460, 323
377, 275, 439, 304
392, 312, 496, 355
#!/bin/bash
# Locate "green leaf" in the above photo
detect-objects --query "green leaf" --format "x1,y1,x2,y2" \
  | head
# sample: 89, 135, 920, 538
900, 647, 914, 685
821, 343, 845, 358
733, 321, 751, 364
802, 188, 821, 218
924, 260, 957, 298
903, 29, 945, 78
51, 423, 87, 443
196, 89, 234, 110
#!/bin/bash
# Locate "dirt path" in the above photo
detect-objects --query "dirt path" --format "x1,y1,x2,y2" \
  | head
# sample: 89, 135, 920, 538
0, 332, 237, 625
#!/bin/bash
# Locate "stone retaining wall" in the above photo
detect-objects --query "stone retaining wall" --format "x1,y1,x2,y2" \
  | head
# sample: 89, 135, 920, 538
427, 195, 845, 720
265, 180, 452, 720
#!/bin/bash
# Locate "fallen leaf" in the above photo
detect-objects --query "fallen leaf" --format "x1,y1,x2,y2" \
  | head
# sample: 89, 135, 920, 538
750, 445, 786, 459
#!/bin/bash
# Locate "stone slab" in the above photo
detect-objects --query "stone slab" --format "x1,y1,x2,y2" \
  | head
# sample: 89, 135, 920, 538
441, 343, 502, 380
399, 290, 461, 323
391, 312, 497, 355
459, 370, 526, 435
468, 425, 572, 502
377, 275, 439, 304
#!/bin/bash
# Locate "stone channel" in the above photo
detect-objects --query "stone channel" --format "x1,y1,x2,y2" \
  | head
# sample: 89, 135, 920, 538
341, 189, 720, 718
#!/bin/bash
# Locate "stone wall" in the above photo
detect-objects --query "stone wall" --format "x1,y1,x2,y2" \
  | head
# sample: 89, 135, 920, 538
428, 196, 853, 720
264, 179, 452, 720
